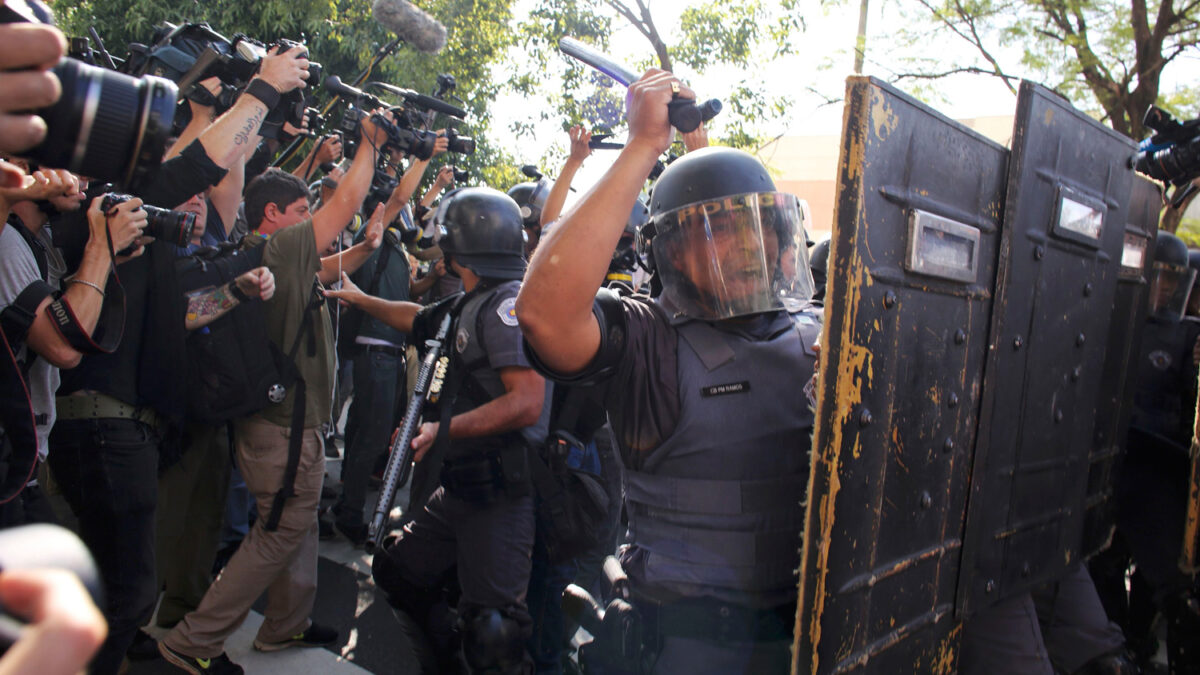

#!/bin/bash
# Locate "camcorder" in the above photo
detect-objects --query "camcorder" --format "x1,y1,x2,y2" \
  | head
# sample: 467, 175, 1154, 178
125, 23, 322, 138
101, 191, 197, 251
0, 0, 178, 191
1133, 105, 1200, 188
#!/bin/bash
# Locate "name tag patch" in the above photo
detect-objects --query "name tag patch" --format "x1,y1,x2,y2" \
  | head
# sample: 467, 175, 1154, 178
701, 381, 751, 398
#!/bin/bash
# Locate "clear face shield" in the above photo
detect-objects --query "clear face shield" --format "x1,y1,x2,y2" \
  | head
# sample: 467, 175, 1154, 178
650, 192, 815, 320
1148, 261, 1197, 322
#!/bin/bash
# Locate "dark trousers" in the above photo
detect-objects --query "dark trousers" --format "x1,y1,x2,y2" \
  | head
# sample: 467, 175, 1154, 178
155, 422, 232, 627
527, 536, 577, 675
48, 417, 159, 675
375, 486, 535, 628
336, 348, 404, 526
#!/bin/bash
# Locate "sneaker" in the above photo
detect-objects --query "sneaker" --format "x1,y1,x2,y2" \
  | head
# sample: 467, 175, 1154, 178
157, 641, 244, 674
335, 520, 369, 547
253, 622, 339, 651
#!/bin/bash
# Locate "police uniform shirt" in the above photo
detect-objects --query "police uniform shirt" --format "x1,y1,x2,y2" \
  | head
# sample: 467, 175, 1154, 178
528, 295, 812, 472
443, 282, 550, 451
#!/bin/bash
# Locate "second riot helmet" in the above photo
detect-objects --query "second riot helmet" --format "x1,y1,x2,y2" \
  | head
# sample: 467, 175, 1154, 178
506, 179, 551, 228
1149, 231, 1196, 322
436, 187, 527, 281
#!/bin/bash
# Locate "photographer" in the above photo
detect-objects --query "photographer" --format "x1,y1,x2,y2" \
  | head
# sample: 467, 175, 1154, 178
158, 108, 392, 675
0, 173, 145, 527
47, 43, 311, 675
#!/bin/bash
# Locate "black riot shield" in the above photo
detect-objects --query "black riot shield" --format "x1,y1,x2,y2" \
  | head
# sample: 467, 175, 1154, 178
957, 81, 1137, 615
794, 76, 1008, 675
1082, 176, 1159, 560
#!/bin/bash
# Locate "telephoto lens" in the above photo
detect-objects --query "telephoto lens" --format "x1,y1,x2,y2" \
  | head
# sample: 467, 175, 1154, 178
101, 193, 197, 247
445, 128, 475, 155
27, 59, 178, 190
452, 166, 468, 183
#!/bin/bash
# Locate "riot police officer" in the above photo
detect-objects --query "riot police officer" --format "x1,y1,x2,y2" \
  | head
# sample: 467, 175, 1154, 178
1103, 230, 1200, 672
327, 187, 547, 674
516, 70, 819, 673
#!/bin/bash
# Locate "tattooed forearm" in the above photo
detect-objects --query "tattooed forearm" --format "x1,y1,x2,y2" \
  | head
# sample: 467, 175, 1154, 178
233, 106, 266, 147
185, 283, 239, 330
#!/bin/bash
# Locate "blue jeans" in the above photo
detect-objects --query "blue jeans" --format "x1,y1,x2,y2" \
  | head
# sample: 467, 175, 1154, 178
336, 348, 404, 526
48, 417, 159, 675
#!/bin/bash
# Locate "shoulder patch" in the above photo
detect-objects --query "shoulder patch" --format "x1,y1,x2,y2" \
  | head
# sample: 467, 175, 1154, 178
497, 297, 519, 327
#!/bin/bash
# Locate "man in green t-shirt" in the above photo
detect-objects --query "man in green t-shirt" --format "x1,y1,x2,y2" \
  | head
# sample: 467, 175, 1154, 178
160, 112, 391, 675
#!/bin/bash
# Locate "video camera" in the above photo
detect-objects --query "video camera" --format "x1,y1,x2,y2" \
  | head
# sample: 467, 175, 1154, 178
126, 23, 322, 137
0, 0, 178, 191
1133, 105, 1200, 189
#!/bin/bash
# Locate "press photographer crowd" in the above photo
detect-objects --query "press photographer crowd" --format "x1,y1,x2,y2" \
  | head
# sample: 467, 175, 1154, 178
1, 0, 1200, 673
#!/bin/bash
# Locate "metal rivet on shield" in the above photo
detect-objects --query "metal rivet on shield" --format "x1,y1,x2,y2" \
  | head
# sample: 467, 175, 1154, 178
1054, 409, 1064, 423
1013, 336, 1024, 350
1076, 333, 1086, 347
986, 580, 996, 594
1021, 563, 1031, 577
883, 291, 897, 309
947, 393, 959, 409
1083, 283, 1093, 297
920, 492, 932, 509
859, 409, 873, 427
954, 329, 966, 345
1071, 366, 1082, 382
1034, 245, 1045, 260
943, 438, 955, 453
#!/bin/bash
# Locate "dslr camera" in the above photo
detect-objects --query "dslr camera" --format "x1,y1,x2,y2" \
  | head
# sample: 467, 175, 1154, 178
101, 192, 197, 249
1133, 105, 1200, 187
0, 0, 178, 190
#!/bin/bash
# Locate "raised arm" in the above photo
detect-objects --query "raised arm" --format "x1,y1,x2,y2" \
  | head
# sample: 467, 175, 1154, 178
318, 204, 385, 284
310, 113, 387, 253
540, 124, 592, 227
516, 70, 690, 374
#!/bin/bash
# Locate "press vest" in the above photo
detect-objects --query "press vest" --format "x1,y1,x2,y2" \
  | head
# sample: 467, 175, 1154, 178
623, 305, 820, 603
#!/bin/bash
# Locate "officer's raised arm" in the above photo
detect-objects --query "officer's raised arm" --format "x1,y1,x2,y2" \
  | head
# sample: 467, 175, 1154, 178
516, 70, 694, 375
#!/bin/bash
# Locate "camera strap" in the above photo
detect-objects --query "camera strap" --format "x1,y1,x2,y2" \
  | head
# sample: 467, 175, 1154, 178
0, 325, 40, 504
46, 219, 129, 355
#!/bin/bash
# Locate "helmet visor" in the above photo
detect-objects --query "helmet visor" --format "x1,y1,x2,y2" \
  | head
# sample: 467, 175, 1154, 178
651, 192, 814, 320
1149, 261, 1196, 322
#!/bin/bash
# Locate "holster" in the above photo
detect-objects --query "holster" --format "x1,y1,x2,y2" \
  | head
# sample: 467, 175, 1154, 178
440, 442, 531, 504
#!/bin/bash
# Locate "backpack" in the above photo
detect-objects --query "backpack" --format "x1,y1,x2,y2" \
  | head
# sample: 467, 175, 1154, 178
177, 242, 292, 424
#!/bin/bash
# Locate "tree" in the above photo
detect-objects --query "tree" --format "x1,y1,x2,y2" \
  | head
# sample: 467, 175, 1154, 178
508, 0, 805, 158
885, 0, 1200, 139
54, 0, 524, 188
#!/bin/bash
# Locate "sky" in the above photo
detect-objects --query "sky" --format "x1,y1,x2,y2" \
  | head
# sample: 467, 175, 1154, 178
486, 0, 1200, 197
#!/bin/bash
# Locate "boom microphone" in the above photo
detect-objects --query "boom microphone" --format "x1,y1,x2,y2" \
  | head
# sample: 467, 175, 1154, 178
372, 0, 447, 54
323, 75, 385, 108
368, 82, 467, 119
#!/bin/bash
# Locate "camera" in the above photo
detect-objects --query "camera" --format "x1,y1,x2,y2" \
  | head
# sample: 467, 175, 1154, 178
340, 105, 440, 160
444, 128, 475, 155
362, 170, 399, 218
101, 192, 197, 248
1133, 105, 1200, 187
0, 1, 178, 190
449, 166, 469, 183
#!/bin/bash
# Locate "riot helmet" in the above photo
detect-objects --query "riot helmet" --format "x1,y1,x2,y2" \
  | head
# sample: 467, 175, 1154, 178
642, 146, 815, 320
506, 179, 551, 228
608, 198, 649, 289
1148, 231, 1195, 322
436, 187, 527, 281
809, 238, 830, 303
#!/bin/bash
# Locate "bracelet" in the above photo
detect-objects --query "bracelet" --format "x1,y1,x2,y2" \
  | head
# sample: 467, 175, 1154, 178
65, 277, 106, 298
227, 282, 252, 304
244, 78, 281, 110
